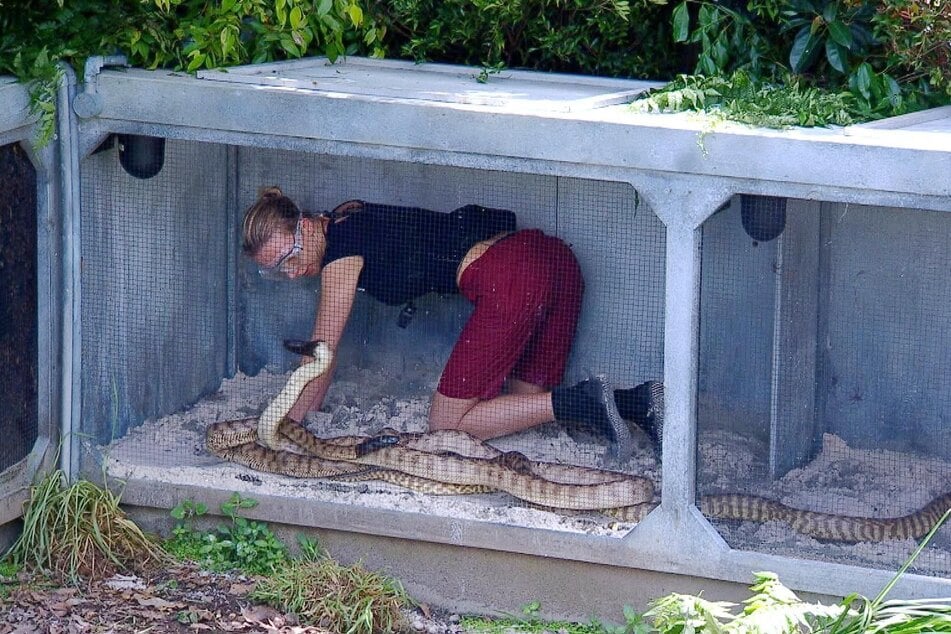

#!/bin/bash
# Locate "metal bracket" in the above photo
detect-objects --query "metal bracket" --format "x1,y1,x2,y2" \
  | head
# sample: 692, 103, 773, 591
72, 55, 129, 119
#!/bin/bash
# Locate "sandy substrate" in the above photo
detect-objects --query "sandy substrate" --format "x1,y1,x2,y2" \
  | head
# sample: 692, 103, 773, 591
699, 430, 951, 577
98, 368, 950, 576
99, 367, 661, 538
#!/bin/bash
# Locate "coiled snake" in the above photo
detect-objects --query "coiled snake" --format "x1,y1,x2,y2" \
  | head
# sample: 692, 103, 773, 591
206, 343, 950, 542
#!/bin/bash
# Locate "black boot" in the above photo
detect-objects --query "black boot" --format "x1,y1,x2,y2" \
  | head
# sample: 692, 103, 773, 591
552, 375, 633, 462
614, 381, 665, 455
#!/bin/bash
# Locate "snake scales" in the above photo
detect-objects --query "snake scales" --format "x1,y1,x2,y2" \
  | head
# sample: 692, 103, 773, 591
207, 343, 950, 542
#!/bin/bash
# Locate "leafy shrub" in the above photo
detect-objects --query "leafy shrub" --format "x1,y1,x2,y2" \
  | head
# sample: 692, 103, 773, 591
666, 0, 950, 121
369, 0, 683, 80
873, 0, 951, 104
132, 0, 385, 71
633, 70, 860, 127
0, 0, 382, 145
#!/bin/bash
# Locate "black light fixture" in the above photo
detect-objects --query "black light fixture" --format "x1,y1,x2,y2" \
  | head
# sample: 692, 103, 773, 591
118, 134, 166, 179
741, 195, 787, 242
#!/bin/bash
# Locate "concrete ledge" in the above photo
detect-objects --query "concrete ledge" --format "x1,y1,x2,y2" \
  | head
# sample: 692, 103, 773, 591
89, 63, 951, 202
0, 79, 32, 134
114, 476, 951, 605
124, 501, 773, 625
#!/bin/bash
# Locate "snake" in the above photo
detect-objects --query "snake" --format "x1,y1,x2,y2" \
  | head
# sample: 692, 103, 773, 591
206, 342, 950, 542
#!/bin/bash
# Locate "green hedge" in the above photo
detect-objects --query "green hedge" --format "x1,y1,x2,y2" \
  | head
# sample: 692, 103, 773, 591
1, 0, 949, 136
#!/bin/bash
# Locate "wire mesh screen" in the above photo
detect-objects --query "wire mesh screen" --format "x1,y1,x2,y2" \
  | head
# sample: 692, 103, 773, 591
80, 140, 666, 534
698, 195, 950, 577
0, 142, 38, 473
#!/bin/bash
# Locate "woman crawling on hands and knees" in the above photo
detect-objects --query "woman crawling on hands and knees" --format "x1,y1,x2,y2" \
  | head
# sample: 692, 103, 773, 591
241, 187, 663, 462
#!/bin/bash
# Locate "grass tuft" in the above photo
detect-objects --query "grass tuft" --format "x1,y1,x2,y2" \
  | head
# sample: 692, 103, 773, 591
250, 552, 411, 634
2, 470, 169, 584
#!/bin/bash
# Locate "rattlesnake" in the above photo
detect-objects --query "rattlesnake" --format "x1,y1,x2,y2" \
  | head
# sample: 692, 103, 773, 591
207, 343, 950, 542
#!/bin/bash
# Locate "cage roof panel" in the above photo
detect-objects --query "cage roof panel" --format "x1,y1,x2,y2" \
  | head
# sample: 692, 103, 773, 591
196, 57, 659, 113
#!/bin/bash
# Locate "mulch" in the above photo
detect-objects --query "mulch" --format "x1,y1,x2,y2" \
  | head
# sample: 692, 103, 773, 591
0, 563, 333, 634
0, 563, 466, 634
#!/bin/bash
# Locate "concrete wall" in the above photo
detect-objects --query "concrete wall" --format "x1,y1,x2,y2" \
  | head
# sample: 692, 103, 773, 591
698, 197, 950, 460
79, 139, 230, 442
820, 204, 950, 457
698, 197, 778, 442
126, 502, 824, 626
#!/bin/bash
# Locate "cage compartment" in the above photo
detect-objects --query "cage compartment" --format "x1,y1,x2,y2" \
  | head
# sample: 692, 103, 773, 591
79, 139, 667, 535
0, 77, 62, 532
698, 195, 951, 578
0, 142, 38, 473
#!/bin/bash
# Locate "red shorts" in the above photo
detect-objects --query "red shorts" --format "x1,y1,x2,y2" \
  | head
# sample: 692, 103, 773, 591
437, 229, 584, 400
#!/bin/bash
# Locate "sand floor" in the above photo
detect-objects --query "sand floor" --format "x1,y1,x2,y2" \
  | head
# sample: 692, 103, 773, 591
98, 367, 950, 577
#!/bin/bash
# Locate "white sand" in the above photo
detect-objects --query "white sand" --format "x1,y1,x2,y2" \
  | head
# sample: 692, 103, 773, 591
100, 368, 950, 576
699, 430, 950, 577
100, 368, 661, 538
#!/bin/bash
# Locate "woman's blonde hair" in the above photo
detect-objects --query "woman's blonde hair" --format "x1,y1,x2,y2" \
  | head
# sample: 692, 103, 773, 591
241, 186, 301, 257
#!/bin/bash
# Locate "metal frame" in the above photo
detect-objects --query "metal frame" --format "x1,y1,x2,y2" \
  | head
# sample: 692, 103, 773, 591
0, 78, 64, 530
53, 57, 951, 603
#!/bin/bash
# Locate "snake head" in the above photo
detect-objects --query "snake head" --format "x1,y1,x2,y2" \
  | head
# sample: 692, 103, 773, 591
355, 434, 400, 457
284, 339, 327, 357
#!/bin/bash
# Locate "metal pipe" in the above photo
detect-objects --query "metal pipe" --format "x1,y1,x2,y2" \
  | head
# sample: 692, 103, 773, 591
73, 55, 129, 119
56, 61, 82, 480
83, 55, 129, 89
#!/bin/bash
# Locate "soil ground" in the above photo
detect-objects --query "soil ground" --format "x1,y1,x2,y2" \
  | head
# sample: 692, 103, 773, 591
0, 564, 465, 634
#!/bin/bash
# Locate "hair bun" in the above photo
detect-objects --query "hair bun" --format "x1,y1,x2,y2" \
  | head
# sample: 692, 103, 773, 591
260, 186, 283, 199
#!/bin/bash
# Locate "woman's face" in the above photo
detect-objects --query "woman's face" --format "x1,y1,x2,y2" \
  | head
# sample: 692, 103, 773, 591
254, 216, 312, 280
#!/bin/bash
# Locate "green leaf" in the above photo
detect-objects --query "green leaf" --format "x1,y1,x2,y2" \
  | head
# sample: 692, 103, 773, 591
883, 74, 901, 107
822, 2, 837, 23
852, 62, 873, 99
289, 6, 303, 29
672, 1, 690, 43
317, 0, 333, 17
827, 20, 852, 48
825, 38, 847, 73
280, 37, 301, 57
347, 3, 363, 26
790, 25, 821, 73
220, 29, 233, 58
186, 52, 205, 72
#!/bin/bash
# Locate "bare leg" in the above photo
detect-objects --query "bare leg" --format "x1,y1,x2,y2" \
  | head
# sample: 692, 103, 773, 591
428, 389, 554, 440
506, 378, 546, 395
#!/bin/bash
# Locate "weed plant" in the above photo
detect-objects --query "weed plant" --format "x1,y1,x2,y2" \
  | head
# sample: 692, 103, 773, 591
633, 71, 860, 128
461, 600, 634, 633
2, 470, 168, 584
645, 509, 951, 633
250, 538, 411, 634
163, 493, 289, 576
164, 497, 410, 632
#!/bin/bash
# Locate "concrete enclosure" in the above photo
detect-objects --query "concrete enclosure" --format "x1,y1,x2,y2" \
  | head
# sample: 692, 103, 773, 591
1, 58, 949, 622
0, 77, 65, 533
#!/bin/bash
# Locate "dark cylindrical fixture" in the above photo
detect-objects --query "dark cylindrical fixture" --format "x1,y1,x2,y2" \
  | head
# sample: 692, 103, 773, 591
741, 195, 787, 242
118, 134, 165, 179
